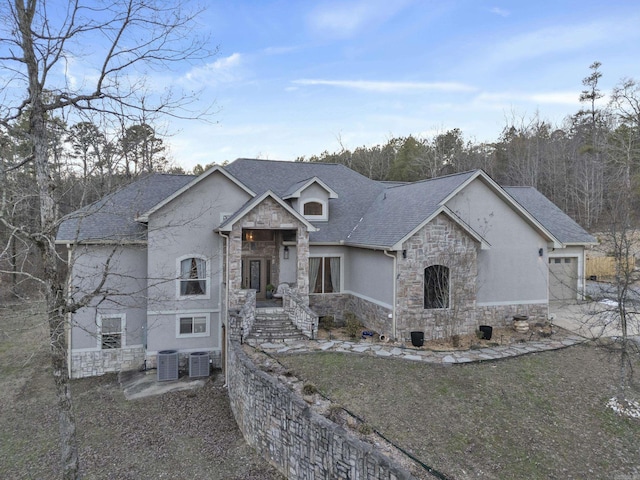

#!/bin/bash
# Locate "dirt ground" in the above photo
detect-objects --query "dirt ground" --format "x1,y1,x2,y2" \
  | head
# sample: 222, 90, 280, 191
317, 321, 556, 351
0, 301, 282, 480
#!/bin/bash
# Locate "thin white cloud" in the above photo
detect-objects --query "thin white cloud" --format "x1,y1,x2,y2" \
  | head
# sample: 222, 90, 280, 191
293, 79, 476, 93
490, 7, 510, 17
182, 53, 244, 86
475, 90, 582, 106
307, 0, 412, 38
490, 15, 640, 64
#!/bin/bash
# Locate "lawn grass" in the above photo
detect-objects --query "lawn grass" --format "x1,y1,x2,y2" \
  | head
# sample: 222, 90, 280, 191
276, 344, 640, 479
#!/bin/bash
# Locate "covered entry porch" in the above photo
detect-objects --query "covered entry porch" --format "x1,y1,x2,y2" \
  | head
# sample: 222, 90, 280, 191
218, 193, 317, 311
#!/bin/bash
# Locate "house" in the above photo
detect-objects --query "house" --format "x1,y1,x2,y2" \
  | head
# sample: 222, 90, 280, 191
56, 159, 596, 378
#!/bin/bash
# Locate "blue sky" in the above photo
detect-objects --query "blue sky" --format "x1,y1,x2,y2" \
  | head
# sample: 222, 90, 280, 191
162, 1, 640, 170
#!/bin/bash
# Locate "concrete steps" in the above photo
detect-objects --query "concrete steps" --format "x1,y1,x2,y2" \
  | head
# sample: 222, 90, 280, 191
247, 308, 307, 344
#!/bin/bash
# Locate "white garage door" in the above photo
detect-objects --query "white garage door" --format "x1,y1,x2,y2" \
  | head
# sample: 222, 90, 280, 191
549, 257, 578, 301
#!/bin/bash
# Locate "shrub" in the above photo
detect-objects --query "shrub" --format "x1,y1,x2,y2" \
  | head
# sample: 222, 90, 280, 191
357, 422, 373, 435
302, 383, 318, 396
319, 315, 335, 331
344, 312, 364, 339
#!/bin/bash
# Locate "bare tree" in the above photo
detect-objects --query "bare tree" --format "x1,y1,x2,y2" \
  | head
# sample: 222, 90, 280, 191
0, 1, 213, 478
582, 176, 640, 409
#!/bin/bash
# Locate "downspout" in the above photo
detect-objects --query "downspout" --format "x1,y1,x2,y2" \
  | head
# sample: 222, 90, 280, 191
383, 249, 397, 340
218, 231, 230, 387
65, 244, 73, 378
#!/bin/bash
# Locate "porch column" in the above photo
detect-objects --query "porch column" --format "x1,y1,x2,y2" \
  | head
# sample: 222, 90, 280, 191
227, 225, 243, 309
296, 228, 310, 303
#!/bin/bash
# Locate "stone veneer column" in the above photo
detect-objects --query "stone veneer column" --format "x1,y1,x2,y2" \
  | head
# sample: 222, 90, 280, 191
296, 228, 309, 303
228, 225, 243, 310
227, 197, 309, 309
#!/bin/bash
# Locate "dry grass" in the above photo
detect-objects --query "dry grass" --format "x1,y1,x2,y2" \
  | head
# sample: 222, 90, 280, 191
276, 344, 640, 479
0, 301, 282, 480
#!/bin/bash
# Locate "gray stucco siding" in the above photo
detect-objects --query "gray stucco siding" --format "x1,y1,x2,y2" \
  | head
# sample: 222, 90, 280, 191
279, 244, 297, 285
298, 183, 330, 219
69, 244, 147, 350
446, 178, 549, 305
343, 247, 394, 307
145, 171, 251, 314
145, 311, 221, 353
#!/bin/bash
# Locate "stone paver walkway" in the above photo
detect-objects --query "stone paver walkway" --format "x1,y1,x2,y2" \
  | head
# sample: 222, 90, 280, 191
252, 334, 586, 365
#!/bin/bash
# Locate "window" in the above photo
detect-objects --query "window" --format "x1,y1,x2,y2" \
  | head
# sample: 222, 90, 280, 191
424, 265, 449, 309
304, 201, 323, 216
309, 257, 341, 293
98, 314, 125, 349
179, 257, 207, 296
302, 199, 328, 220
177, 315, 209, 337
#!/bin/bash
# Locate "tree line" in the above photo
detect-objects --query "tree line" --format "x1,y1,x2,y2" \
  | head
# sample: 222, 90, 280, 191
0, 114, 179, 297
297, 63, 640, 232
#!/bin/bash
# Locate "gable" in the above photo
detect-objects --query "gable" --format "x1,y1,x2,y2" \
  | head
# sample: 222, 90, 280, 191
224, 159, 383, 243
445, 176, 557, 247
217, 190, 318, 233
137, 166, 254, 222
145, 168, 254, 230
444, 172, 562, 246
504, 187, 596, 246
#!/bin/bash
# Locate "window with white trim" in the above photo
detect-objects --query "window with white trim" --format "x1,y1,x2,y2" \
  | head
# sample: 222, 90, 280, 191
302, 199, 328, 221
97, 314, 125, 349
309, 256, 341, 293
177, 314, 210, 338
178, 256, 208, 297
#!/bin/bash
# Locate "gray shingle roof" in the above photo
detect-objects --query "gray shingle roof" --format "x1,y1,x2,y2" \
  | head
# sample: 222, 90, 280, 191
504, 186, 597, 245
57, 160, 595, 249
56, 173, 195, 242
345, 171, 477, 247
224, 159, 385, 243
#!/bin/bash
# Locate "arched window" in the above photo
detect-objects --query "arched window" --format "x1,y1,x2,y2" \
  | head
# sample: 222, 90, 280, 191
424, 265, 449, 309
303, 201, 323, 216
179, 257, 207, 296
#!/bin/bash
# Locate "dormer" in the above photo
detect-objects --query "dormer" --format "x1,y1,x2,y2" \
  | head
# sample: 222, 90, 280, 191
283, 177, 338, 222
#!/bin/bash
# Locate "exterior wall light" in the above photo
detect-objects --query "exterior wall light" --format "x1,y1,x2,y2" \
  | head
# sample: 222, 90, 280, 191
283, 245, 289, 259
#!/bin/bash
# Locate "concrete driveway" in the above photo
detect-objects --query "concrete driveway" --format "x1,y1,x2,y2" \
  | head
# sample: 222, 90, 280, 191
550, 300, 640, 339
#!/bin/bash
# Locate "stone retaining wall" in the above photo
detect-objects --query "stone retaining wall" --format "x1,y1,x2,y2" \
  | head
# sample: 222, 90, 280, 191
227, 340, 414, 480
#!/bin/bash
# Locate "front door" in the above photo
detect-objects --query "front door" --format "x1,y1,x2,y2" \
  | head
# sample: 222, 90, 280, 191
242, 258, 269, 299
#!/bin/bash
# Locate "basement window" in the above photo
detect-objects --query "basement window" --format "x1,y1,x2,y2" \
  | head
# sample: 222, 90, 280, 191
98, 314, 125, 349
177, 314, 209, 338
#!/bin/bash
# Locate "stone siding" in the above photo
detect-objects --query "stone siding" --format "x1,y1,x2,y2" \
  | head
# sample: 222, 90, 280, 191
396, 215, 478, 342
346, 295, 392, 336
476, 303, 548, 327
309, 294, 392, 335
71, 346, 145, 379
309, 293, 349, 322
228, 197, 310, 309
283, 289, 318, 338
227, 340, 414, 480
